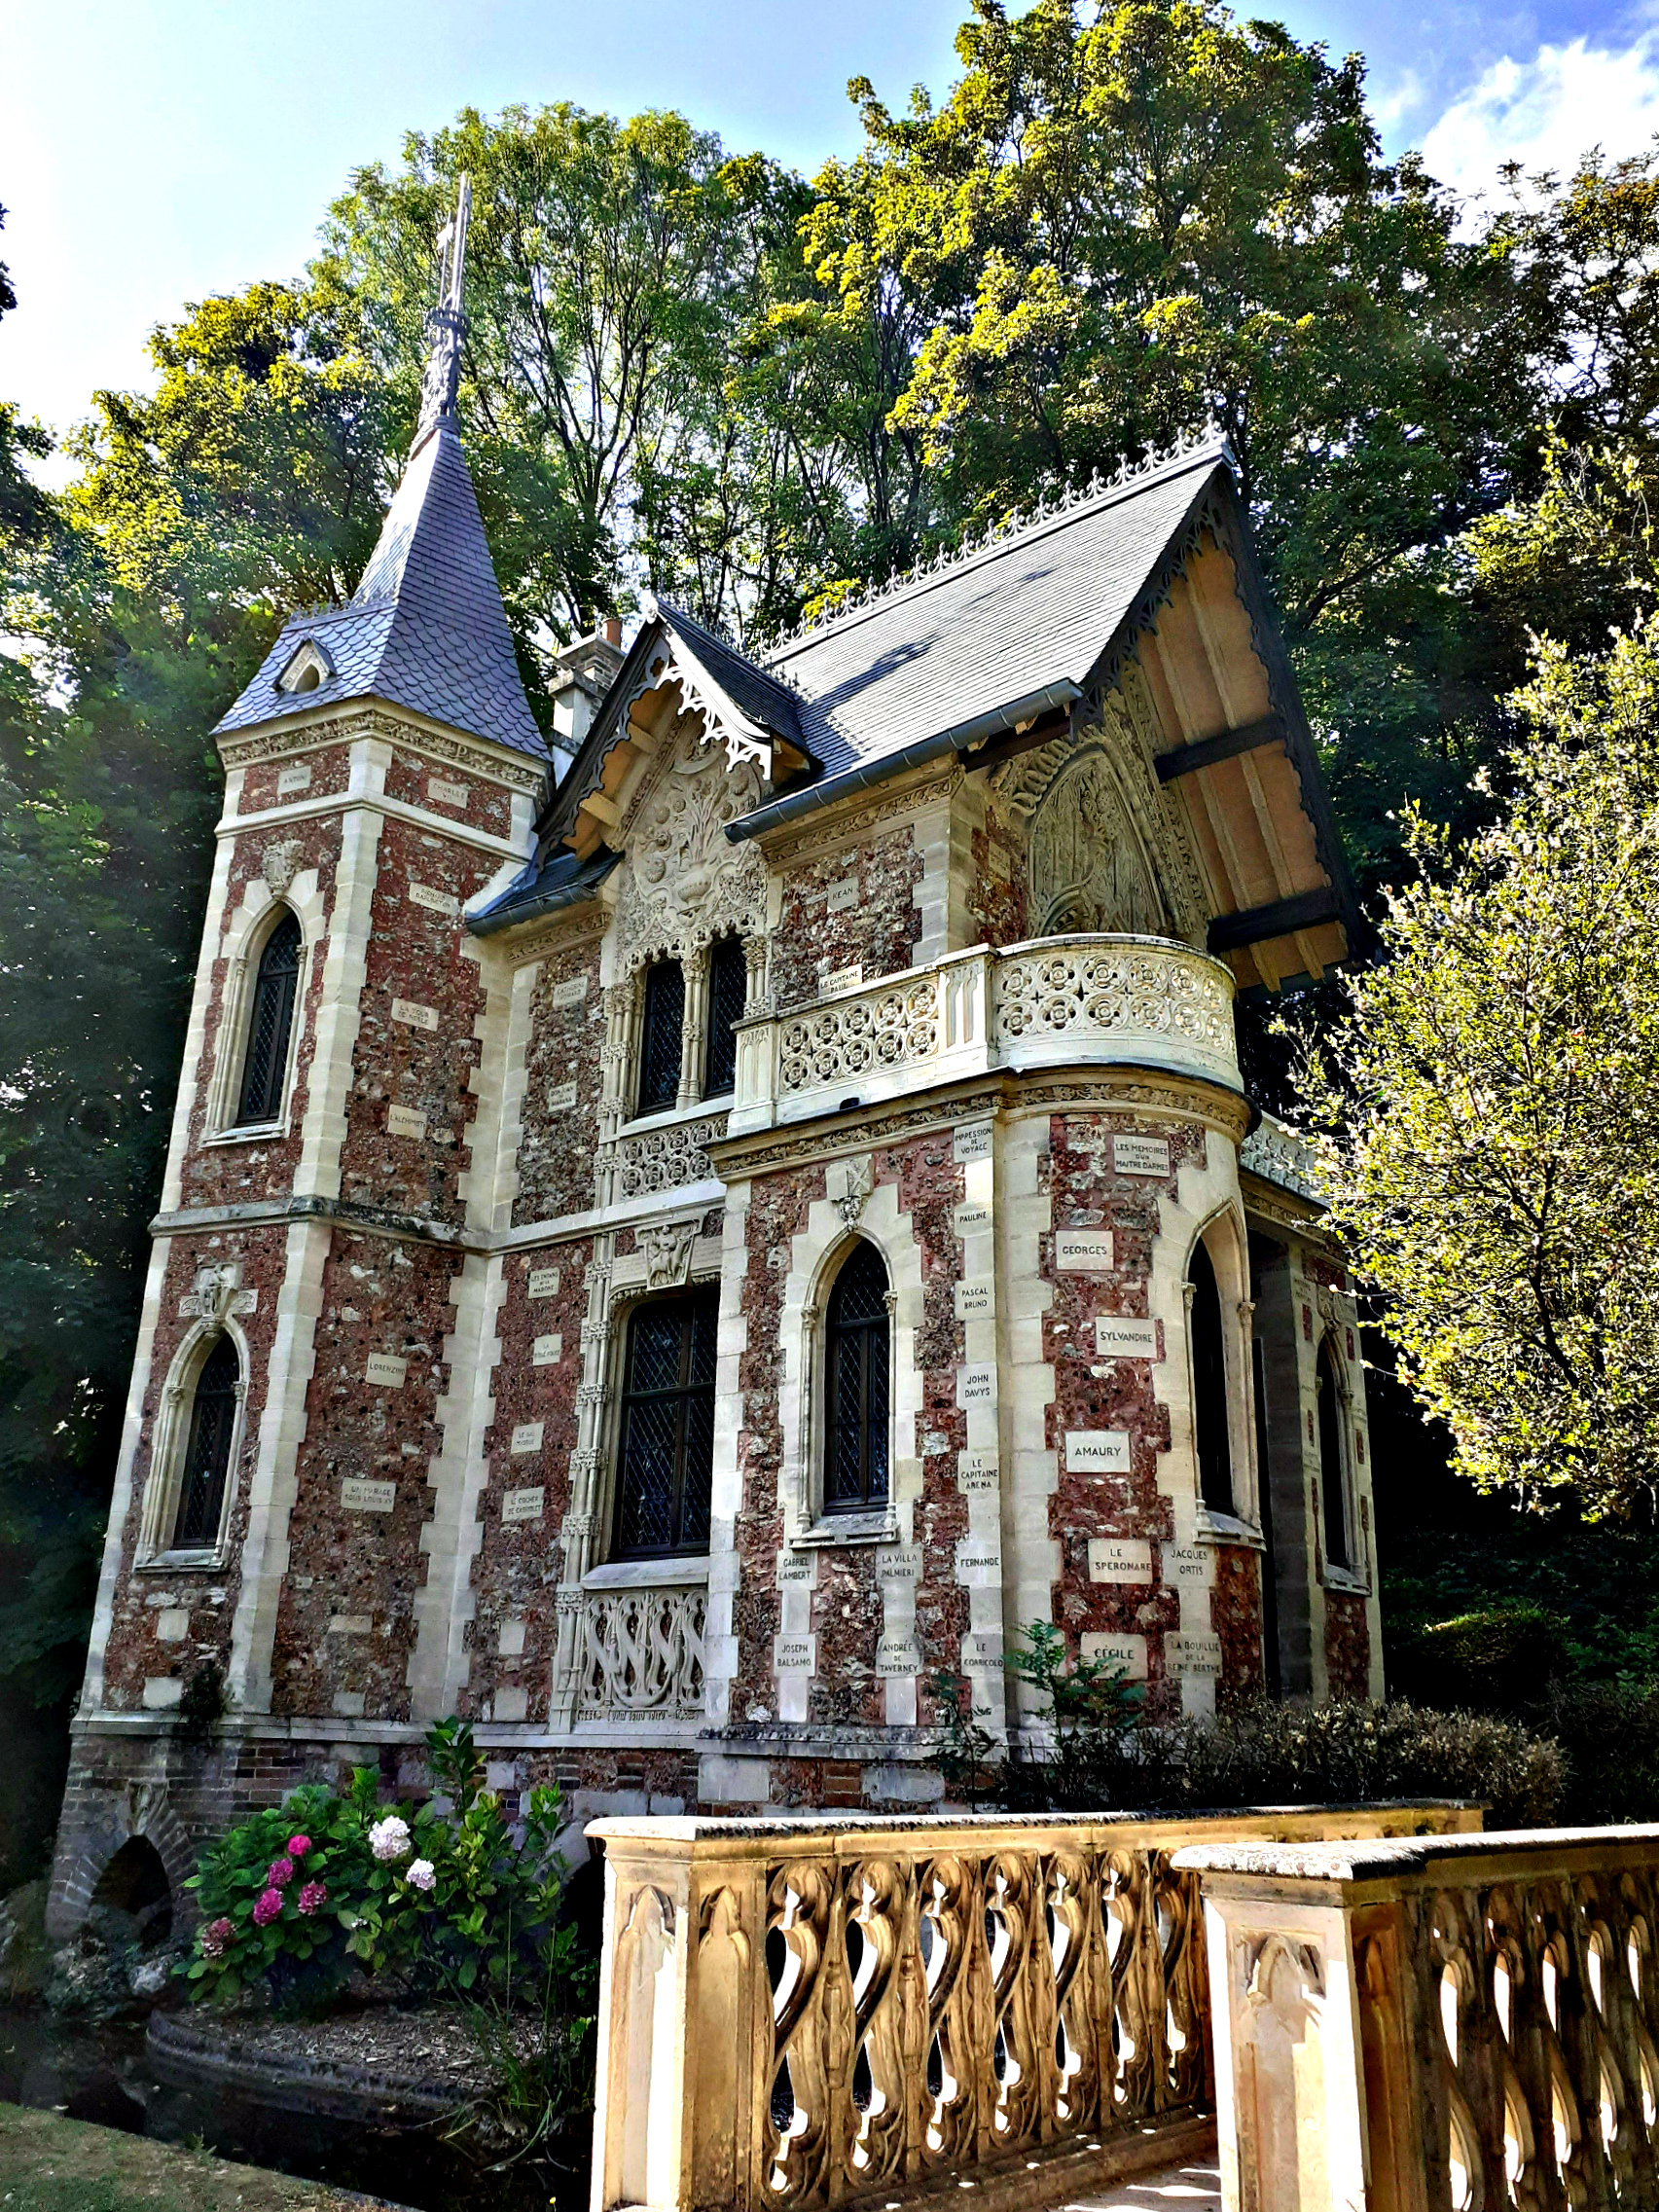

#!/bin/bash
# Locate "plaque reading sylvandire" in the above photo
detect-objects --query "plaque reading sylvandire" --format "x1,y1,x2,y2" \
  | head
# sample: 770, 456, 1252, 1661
342, 1477, 397, 1514
1055, 1229, 1114, 1272
1088, 1536, 1154, 1582
954, 1281, 993, 1320
509, 1422, 544, 1455
1095, 1316, 1160, 1360
1064, 1430, 1132, 1474
1114, 1134, 1172, 1178
502, 1487, 545, 1524
364, 1354, 408, 1389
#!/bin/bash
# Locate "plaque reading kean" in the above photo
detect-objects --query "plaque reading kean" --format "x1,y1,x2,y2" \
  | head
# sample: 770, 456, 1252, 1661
1088, 1537, 1154, 1583
509, 1421, 544, 1455
364, 1354, 408, 1389
502, 1486, 545, 1523
826, 875, 860, 914
1055, 1229, 1114, 1272
526, 1268, 559, 1299
342, 1477, 397, 1514
1064, 1429, 1132, 1474
1113, 1134, 1172, 1178
1095, 1316, 1160, 1360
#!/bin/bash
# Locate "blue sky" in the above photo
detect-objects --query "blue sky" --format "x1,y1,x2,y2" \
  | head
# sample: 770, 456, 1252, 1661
7, 0, 1659, 450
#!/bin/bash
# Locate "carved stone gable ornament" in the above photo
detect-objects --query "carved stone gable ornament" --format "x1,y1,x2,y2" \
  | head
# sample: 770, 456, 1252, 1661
641, 1221, 699, 1290
261, 840, 305, 896
617, 722, 766, 968
832, 1154, 876, 1230
180, 1263, 256, 1330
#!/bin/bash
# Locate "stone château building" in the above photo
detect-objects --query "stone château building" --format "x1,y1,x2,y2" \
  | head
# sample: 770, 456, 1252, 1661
48, 227, 1383, 1932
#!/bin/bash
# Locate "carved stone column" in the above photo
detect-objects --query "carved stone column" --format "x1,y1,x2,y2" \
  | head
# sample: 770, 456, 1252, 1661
549, 1232, 616, 1729
678, 941, 710, 1110
596, 979, 639, 1210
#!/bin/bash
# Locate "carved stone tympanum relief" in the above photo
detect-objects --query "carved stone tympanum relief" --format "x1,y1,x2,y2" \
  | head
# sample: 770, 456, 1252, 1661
1028, 749, 1167, 939
617, 724, 766, 970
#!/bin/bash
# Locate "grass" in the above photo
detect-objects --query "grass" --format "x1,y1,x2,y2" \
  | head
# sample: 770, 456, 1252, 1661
0, 2102, 410, 2211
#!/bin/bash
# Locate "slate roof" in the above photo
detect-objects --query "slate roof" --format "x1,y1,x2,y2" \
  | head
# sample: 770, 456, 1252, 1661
215, 422, 548, 760
468, 846, 620, 934
763, 434, 1231, 784
652, 598, 806, 752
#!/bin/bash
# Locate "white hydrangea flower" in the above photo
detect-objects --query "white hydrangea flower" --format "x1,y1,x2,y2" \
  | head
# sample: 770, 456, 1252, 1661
369, 1813, 413, 1863
406, 1857, 437, 1893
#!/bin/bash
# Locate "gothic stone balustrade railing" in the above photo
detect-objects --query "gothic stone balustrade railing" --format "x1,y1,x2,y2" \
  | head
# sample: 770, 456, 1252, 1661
577, 1582, 707, 1724
587, 1802, 1476, 2212
1173, 1824, 1659, 2212
728, 933, 1240, 1135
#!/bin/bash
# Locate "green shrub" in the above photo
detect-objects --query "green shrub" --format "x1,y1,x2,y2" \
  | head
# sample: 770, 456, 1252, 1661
1387, 1602, 1569, 1714
182, 1718, 582, 2012
1539, 1680, 1659, 1825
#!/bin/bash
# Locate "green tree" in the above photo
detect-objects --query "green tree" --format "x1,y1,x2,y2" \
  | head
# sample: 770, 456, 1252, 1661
1293, 615, 1659, 1517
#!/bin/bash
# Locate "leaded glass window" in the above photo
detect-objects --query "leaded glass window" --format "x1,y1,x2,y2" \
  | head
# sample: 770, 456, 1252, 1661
173, 1335, 239, 1549
1189, 1240, 1235, 1516
1316, 1340, 1351, 1569
613, 1288, 718, 1557
235, 910, 302, 1126
703, 935, 747, 1099
824, 1242, 890, 1512
636, 959, 684, 1115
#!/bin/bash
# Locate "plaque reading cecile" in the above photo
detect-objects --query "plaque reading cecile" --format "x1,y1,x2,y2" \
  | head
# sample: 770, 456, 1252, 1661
1082, 1630, 1148, 1679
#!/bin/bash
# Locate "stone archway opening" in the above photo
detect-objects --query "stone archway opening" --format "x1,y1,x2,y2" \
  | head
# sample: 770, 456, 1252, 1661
89, 1834, 173, 1949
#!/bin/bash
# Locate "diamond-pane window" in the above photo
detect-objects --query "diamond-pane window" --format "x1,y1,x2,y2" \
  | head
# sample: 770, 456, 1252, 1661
1316, 1339, 1351, 1568
824, 1241, 890, 1512
703, 935, 748, 1099
636, 960, 684, 1115
235, 910, 302, 1126
173, 1334, 239, 1549
1189, 1240, 1234, 1516
614, 1288, 718, 1557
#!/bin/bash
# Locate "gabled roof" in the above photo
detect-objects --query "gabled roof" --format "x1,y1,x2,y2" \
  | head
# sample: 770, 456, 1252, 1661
215, 422, 548, 761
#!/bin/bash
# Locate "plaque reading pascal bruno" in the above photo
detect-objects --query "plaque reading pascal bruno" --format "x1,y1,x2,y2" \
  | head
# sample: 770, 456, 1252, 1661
342, 1477, 397, 1514
826, 875, 860, 914
551, 973, 588, 1008
509, 1421, 544, 1455
954, 1281, 993, 1320
428, 777, 469, 808
1114, 1134, 1172, 1178
956, 1364, 995, 1407
531, 1333, 562, 1366
545, 1082, 579, 1114
502, 1487, 545, 1524
276, 764, 312, 795
391, 997, 439, 1033
408, 881, 459, 915
1055, 1229, 1114, 1272
526, 1268, 560, 1299
1064, 1430, 1132, 1473
954, 1122, 993, 1164
1088, 1536, 1154, 1582
386, 1106, 427, 1141
1095, 1316, 1160, 1360
364, 1353, 408, 1389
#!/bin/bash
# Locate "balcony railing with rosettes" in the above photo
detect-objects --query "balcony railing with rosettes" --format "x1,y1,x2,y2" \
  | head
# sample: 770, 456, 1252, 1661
729, 933, 1240, 1134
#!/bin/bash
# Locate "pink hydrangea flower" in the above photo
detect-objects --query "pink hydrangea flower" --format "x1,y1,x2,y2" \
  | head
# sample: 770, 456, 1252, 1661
297, 1881, 327, 1916
286, 1833, 311, 1858
251, 1888, 283, 1927
199, 1917, 234, 1959
266, 1856, 295, 1888
405, 1858, 436, 1894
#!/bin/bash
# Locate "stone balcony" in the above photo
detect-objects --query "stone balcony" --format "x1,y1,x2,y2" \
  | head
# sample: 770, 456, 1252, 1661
729, 933, 1241, 1135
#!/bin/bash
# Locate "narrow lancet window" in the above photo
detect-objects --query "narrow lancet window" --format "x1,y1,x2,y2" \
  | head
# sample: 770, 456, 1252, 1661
703, 935, 747, 1099
173, 1335, 239, 1550
825, 1241, 890, 1513
1189, 1240, 1235, 1516
236, 910, 302, 1126
636, 959, 684, 1115
1316, 1340, 1351, 1569
614, 1288, 718, 1557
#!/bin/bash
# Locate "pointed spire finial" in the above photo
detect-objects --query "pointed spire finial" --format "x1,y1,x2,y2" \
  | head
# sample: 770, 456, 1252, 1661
413, 172, 472, 453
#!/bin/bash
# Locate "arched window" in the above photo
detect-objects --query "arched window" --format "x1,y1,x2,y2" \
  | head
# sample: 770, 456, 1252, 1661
614, 1287, 718, 1557
172, 1335, 240, 1550
824, 1242, 890, 1513
1316, 1340, 1351, 1570
235, 910, 302, 1126
636, 959, 684, 1115
1189, 1240, 1235, 1516
703, 935, 747, 1099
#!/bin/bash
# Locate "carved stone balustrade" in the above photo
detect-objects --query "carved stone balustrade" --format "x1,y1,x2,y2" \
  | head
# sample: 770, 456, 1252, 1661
576, 1581, 706, 1725
587, 1801, 1476, 2212
728, 933, 1240, 1134
1174, 1823, 1659, 2212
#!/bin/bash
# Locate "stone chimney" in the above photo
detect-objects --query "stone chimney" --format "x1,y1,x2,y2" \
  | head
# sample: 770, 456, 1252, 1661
547, 617, 627, 774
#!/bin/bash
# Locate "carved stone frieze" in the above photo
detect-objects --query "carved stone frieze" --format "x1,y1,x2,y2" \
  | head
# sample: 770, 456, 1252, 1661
755, 766, 960, 865
219, 705, 549, 793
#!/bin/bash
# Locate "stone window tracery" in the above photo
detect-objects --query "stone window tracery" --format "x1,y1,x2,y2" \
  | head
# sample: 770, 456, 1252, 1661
234, 907, 302, 1127
635, 958, 685, 1116
172, 1335, 239, 1550
612, 1287, 718, 1558
703, 933, 747, 1100
823, 1241, 891, 1514
1189, 1240, 1235, 1517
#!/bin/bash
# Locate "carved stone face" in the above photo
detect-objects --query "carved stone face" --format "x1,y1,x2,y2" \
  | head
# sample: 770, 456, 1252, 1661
1029, 750, 1167, 939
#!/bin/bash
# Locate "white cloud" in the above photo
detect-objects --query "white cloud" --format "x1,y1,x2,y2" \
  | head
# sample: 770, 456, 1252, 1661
1424, 27, 1659, 207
